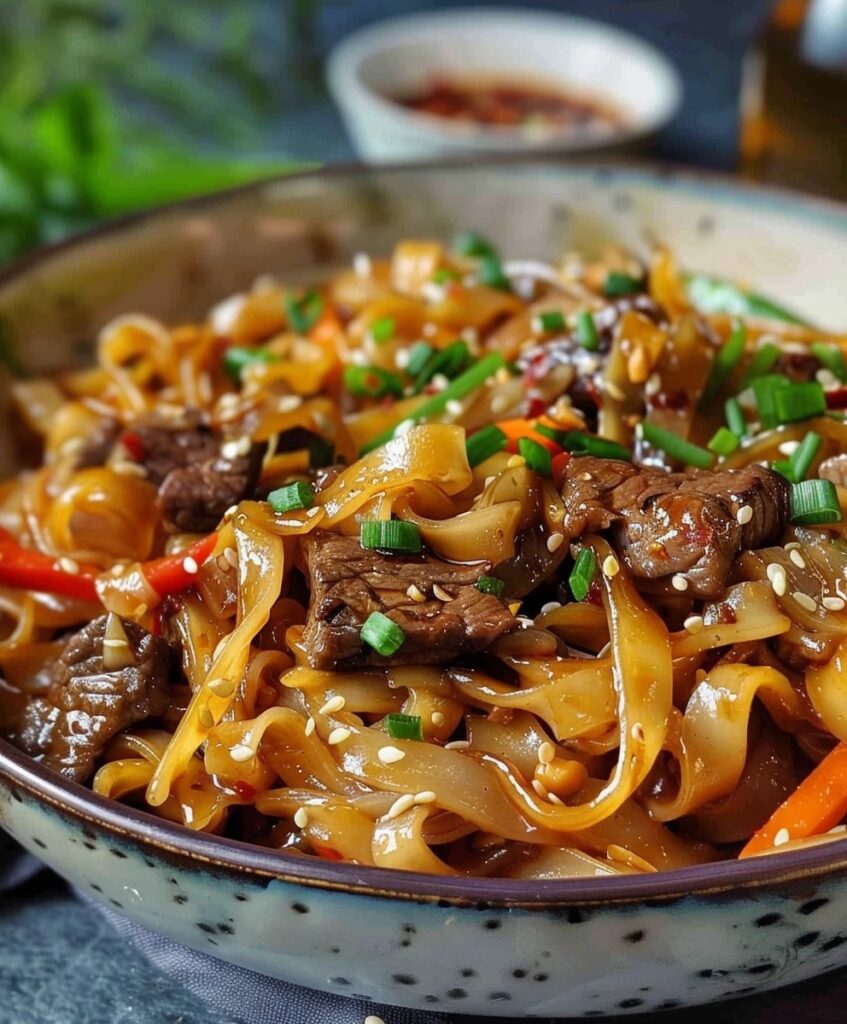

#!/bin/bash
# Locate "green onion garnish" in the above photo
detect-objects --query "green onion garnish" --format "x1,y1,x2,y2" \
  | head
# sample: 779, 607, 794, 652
359, 353, 506, 455
576, 311, 600, 351
684, 272, 812, 326
308, 435, 334, 469
477, 575, 505, 596
603, 271, 642, 297
414, 340, 470, 391
551, 429, 631, 461
699, 321, 746, 406
453, 230, 497, 259
433, 267, 461, 285
385, 712, 423, 741
789, 431, 822, 482
790, 479, 842, 525
773, 381, 826, 424
344, 365, 404, 399
708, 426, 740, 457
569, 547, 597, 602
406, 342, 435, 378
223, 346, 280, 381
360, 519, 422, 554
268, 481, 315, 514
466, 424, 507, 467
532, 310, 566, 335
725, 396, 747, 438
811, 341, 847, 383
284, 290, 323, 334
478, 254, 511, 292
752, 373, 791, 430
773, 459, 794, 481
640, 422, 714, 469
518, 437, 552, 475
361, 612, 406, 658
370, 316, 395, 344
741, 342, 781, 387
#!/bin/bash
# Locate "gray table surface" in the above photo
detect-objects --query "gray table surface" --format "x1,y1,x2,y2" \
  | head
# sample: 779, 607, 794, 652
8, 1, 847, 1022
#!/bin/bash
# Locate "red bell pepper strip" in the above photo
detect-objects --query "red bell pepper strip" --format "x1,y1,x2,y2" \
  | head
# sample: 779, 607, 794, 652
0, 528, 100, 603
140, 532, 219, 597
551, 451, 572, 488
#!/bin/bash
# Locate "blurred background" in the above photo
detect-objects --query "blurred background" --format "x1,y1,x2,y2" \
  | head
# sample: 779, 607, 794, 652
1, 0, 840, 266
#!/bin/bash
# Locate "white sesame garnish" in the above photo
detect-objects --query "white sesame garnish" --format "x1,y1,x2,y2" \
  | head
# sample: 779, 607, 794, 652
207, 677, 235, 698
406, 584, 426, 603
817, 368, 840, 390
304, 716, 316, 737
394, 348, 410, 370
792, 591, 817, 612
353, 252, 372, 278
223, 547, 238, 569
546, 532, 565, 553
229, 744, 254, 763
221, 436, 251, 460
294, 807, 309, 829
461, 326, 478, 345
644, 372, 661, 397
444, 740, 470, 750
778, 440, 800, 456
506, 454, 525, 469
327, 727, 352, 746
538, 741, 555, 764
319, 695, 346, 716
306, 507, 321, 518
671, 574, 689, 592
767, 562, 787, 596
422, 320, 438, 337
683, 614, 704, 634
517, 615, 535, 628
602, 554, 620, 578
198, 706, 214, 729
432, 584, 453, 602
530, 316, 544, 335
631, 722, 645, 742
789, 549, 806, 568
736, 505, 753, 525
386, 794, 416, 819
182, 556, 199, 575
276, 395, 302, 413
490, 393, 512, 415
823, 596, 846, 611
394, 419, 414, 436
377, 745, 406, 765
540, 601, 562, 614
431, 711, 446, 727
446, 399, 464, 417
57, 556, 80, 575
774, 827, 791, 847
531, 778, 549, 799
422, 282, 445, 305
414, 791, 436, 806
548, 792, 565, 806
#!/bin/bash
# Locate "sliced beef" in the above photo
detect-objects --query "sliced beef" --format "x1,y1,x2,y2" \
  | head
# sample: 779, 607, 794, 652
127, 419, 219, 486
301, 532, 516, 670
560, 457, 790, 598
74, 420, 121, 470
15, 615, 174, 783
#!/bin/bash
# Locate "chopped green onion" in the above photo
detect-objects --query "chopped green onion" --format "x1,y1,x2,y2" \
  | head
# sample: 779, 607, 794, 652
532, 310, 566, 335
569, 547, 597, 602
370, 316, 395, 344
308, 435, 334, 469
725, 396, 747, 438
268, 481, 315, 514
811, 341, 847, 383
414, 340, 471, 391
359, 353, 506, 455
385, 712, 423, 741
433, 267, 461, 285
478, 254, 511, 292
741, 342, 781, 387
773, 459, 795, 481
790, 479, 842, 525
361, 612, 405, 657
284, 290, 323, 334
684, 272, 812, 326
344, 365, 404, 399
575, 311, 600, 351
477, 575, 505, 596
603, 271, 642, 297
751, 373, 791, 430
553, 430, 631, 461
453, 230, 497, 259
360, 519, 422, 554
789, 431, 822, 481
708, 426, 740, 457
466, 424, 507, 467
518, 437, 552, 475
640, 422, 714, 469
223, 346, 280, 381
699, 321, 746, 406
406, 342, 435, 378
773, 381, 826, 424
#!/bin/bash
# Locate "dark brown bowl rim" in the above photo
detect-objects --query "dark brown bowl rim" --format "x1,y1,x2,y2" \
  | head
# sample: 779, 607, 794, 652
3, 155, 847, 908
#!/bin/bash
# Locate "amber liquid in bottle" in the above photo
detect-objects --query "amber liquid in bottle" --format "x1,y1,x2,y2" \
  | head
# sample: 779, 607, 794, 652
740, 0, 847, 199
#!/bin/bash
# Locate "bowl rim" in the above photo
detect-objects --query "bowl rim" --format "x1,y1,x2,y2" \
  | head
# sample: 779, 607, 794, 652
325, 6, 683, 149
3, 154, 847, 907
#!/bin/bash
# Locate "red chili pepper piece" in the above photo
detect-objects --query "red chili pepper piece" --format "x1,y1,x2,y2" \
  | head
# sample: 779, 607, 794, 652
313, 844, 343, 861
232, 780, 255, 802
0, 528, 100, 603
551, 451, 572, 488
119, 431, 147, 462
141, 532, 219, 598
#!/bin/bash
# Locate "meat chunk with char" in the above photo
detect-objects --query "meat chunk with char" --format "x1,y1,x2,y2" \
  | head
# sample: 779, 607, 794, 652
14, 615, 175, 783
560, 457, 790, 598
301, 532, 516, 670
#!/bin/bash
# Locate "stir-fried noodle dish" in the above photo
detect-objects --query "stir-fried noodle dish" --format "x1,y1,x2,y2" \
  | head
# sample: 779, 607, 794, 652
3, 235, 847, 880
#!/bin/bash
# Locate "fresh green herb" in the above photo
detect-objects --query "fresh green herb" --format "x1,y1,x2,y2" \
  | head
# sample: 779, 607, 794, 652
640, 422, 714, 469
518, 437, 552, 475
284, 290, 323, 334
789, 432, 822, 482
708, 426, 740, 457
773, 381, 826, 424
699, 321, 746, 406
223, 345, 279, 381
751, 373, 792, 430
405, 342, 435, 378
453, 230, 497, 259
603, 271, 642, 297
414, 340, 471, 391
725, 396, 747, 438
773, 459, 795, 481
361, 612, 405, 657
370, 316, 396, 344
267, 481, 315, 515
684, 273, 811, 326
811, 341, 847, 383
385, 712, 423, 741
741, 342, 781, 387
344, 365, 404, 399
575, 311, 600, 351
477, 254, 511, 292
433, 267, 461, 285
476, 575, 505, 596
790, 479, 842, 525
360, 519, 422, 554
542, 429, 631, 461
466, 424, 508, 467
532, 310, 566, 335
569, 547, 597, 602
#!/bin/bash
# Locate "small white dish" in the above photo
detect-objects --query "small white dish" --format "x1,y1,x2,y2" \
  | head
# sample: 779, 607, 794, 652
327, 7, 683, 162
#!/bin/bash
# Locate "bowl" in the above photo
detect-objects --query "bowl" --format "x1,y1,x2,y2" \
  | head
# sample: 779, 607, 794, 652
2, 160, 847, 1017
326, 8, 683, 162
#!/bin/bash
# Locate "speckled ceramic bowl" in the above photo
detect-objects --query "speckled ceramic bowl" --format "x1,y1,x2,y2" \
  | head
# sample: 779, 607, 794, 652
2, 161, 847, 1018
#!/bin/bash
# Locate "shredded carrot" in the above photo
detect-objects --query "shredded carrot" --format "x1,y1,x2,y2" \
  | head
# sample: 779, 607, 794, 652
739, 741, 847, 857
495, 418, 561, 454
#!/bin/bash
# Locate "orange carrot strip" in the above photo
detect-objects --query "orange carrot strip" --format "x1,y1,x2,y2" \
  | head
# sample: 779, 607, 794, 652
495, 418, 562, 454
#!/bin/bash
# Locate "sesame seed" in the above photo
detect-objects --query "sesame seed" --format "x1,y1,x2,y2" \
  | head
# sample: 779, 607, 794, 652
353, 252, 372, 278
198, 706, 214, 729
414, 791, 436, 804
767, 562, 787, 596
578, 471, 592, 481
444, 740, 470, 750
327, 727, 352, 746
378, 746, 406, 765
276, 395, 302, 414
406, 583, 426, 603
229, 744, 254, 763
430, 373, 450, 392
394, 348, 410, 370
182, 556, 199, 575
304, 716, 316, 737
538, 741, 555, 764
422, 321, 438, 338
207, 677, 235, 698
56, 555, 80, 576
644, 372, 661, 397
223, 547, 238, 569
778, 440, 800, 456
319, 695, 346, 715
736, 505, 753, 525
774, 827, 791, 847
546, 532, 565, 553
631, 722, 645, 742
432, 584, 453, 602
221, 436, 251, 460
491, 393, 512, 415
683, 614, 704, 633
506, 454, 525, 468
294, 807, 309, 829
548, 792, 565, 805
531, 778, 549, 799
540, 600, 562, 614
386, 794, 416, 819
671, 574, 689, 592
792, 591, 818, 612
789, 549, 806, 568
446, 399, 464, 417
823, 596, 846, 611
461, 327, 478, 345
306, 507, 321, 517
602, 554, 620, 578
431, 711, 446, 727
530, 316, 544, 335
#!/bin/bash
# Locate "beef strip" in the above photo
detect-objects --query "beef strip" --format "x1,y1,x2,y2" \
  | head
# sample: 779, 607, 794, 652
74, 420, 121, 470
560, 456, 790, 598
14, 615, 174, 783
301, 532, 516, 669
